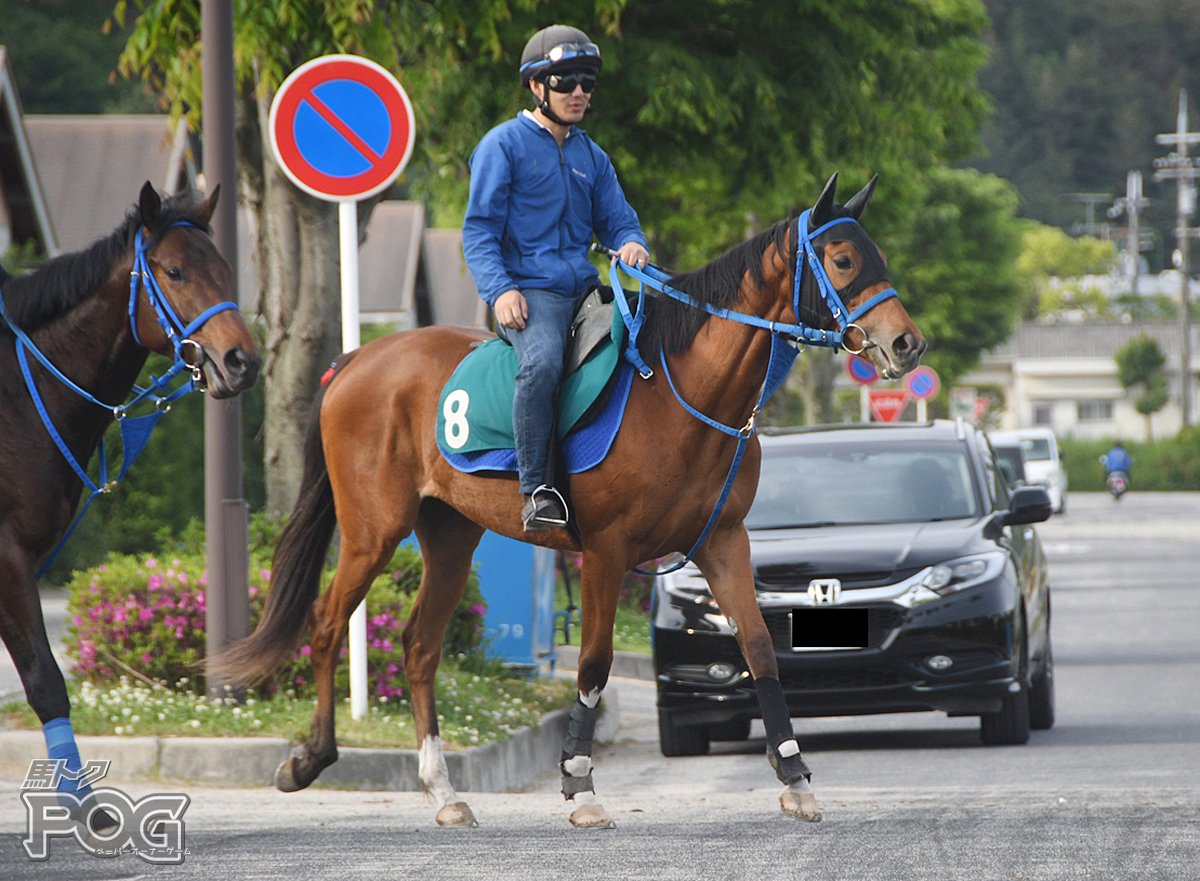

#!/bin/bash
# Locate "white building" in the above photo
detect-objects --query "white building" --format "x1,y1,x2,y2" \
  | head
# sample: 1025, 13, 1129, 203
959, 320, 1198, 440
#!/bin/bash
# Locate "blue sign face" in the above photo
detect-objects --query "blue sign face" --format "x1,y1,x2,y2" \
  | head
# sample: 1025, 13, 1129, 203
904, 365, 940, 400
846, 355, 878, 385
294, 80, 391, 178
909, 373, 934, 397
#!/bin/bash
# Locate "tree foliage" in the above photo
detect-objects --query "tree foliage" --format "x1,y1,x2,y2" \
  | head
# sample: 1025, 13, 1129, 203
1115, 334, 1169, 438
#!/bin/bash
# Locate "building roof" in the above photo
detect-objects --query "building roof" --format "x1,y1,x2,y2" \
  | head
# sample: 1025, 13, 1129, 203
0, 47, 56, 257
985, 320, 1186, 363
23, 114, 194, 254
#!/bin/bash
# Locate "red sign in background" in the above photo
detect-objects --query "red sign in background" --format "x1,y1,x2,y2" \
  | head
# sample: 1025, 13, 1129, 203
270, 55, 415, 201
869, 389, 910, 423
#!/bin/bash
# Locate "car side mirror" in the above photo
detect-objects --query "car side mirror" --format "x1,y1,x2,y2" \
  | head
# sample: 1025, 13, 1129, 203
1002, 486, 1053, 526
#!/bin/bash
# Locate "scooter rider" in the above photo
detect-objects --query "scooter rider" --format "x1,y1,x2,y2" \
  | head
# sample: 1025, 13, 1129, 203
1100, 441, 1132, 478
463, 24, 649, 533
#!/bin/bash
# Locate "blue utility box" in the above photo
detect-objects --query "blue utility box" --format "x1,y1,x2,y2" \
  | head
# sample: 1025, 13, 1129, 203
472, 532, 558, 677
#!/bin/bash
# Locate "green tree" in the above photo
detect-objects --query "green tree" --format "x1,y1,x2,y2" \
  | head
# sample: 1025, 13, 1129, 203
882, 166, 1026, 385
1115, 334, 1169, 440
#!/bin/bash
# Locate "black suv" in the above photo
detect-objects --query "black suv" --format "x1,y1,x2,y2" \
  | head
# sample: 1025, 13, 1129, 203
653, 420, 1055, 755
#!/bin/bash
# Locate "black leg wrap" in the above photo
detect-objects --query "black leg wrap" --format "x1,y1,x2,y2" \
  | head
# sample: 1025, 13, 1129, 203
560, 769, 595, 799
755, 677, 812, 785
560, 696, 600, 761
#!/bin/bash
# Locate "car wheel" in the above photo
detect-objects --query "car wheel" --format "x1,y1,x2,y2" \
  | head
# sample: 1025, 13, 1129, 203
1029, 641, 1056, 730
709, 717, 752, 742
658, 709, 710, 756
980, 628, 1031, 745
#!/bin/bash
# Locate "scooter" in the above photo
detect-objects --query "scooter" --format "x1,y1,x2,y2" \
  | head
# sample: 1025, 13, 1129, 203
1106, 470, 1128, 501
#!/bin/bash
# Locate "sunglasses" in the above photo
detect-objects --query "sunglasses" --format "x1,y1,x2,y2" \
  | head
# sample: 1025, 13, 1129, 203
545, 71, 596, 93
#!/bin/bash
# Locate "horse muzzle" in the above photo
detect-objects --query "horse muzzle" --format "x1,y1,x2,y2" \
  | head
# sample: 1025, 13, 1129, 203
185, 340, 261, 398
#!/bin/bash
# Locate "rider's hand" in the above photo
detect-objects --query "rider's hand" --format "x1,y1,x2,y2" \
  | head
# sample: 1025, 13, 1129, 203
615, 241, 649, 270
494, 289, 528, 330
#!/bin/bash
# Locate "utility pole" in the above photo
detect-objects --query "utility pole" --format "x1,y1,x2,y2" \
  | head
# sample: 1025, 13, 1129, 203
1153, 88, 1200, 429
1108, 171, 1151, 297
202, 0, 250, 698
1064, 192, 1115, 239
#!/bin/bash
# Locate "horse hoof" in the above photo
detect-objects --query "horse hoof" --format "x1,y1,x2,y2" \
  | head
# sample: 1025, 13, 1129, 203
274, 756, 306, 793
569, 803, 615, 829
435, 802, 478, 827
780, 784, 822, 822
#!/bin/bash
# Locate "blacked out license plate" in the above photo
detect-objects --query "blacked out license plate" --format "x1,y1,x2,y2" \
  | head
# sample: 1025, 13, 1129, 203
791, 608, 869, 651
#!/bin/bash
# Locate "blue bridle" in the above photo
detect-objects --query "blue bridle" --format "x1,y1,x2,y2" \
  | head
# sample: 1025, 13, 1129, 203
606, 212, 899, 574
0, 220, 240, 575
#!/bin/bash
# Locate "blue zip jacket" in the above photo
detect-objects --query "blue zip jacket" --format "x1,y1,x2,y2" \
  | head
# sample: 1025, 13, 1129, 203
463, 113, 647, 306
1102, 446, 1132, 474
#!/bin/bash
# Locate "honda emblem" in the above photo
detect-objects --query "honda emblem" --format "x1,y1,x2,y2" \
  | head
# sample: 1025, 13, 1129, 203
807, 578, 841, 605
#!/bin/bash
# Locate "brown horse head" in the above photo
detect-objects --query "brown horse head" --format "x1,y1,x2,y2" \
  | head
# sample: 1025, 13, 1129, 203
133, 182, 261, 397
803, 173, 925, 379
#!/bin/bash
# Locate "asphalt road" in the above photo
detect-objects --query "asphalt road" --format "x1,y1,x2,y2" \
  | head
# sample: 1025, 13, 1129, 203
1, 491, 1198, 879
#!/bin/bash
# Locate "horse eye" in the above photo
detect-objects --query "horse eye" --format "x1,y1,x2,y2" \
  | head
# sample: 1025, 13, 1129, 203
834, 257, 853, 271
165, 267, 183, 281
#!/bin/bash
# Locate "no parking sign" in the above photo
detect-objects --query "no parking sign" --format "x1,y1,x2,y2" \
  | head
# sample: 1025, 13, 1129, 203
269, 55, 415, 201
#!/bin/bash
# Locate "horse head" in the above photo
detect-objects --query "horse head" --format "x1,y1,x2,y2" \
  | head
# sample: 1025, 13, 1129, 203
801, 173, 925, 379
133, 182, 261, 398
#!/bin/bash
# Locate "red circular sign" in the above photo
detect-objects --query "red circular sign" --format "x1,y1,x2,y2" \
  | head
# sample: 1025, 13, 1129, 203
269, 55, 415, 201
903, 365, 941, 400
845, 354, 878, 385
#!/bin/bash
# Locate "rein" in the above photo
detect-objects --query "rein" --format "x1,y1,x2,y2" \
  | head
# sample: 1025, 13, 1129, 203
604, 212, 898, 575
0, 220, 239, 575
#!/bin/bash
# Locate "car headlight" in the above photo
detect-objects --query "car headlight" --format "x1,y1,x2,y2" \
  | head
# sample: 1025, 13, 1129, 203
895, 552, 1007, 608
920, 551, 1007, 596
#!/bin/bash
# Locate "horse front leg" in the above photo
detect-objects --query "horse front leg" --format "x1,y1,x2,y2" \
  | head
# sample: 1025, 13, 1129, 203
562, 547, 623, 828
696, 526, 821, 822
0, 544, 116, 835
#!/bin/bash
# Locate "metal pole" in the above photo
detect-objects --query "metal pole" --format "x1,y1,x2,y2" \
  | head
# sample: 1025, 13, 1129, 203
202, 0, 251, 699
1178, 91, 1194, 429
340, 199, 368, 720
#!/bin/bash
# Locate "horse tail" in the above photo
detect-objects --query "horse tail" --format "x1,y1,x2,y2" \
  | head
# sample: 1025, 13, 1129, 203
206, 356, 353, 687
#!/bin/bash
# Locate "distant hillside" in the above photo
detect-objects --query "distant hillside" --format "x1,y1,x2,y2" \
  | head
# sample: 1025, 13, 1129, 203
969, 0, 1200, 271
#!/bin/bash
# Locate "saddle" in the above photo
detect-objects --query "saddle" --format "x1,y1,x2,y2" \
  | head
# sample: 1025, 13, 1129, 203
435, 287, 636, 473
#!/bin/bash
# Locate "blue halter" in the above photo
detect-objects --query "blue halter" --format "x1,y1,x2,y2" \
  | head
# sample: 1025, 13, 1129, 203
0, 220, 240, 575
605, 212, 899, 574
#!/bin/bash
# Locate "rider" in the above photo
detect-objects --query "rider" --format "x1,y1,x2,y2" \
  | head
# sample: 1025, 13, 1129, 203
462, 24, 650, 533
1101, 441, 1132, 478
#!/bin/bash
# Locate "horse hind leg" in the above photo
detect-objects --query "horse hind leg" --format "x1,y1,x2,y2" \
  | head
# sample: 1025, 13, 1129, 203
403, 498, 484, 827
275, 538, 397, 793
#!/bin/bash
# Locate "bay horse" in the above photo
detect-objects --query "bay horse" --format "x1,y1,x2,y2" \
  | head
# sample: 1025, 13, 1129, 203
210, 173, 925, 827
0, 183, 260, 826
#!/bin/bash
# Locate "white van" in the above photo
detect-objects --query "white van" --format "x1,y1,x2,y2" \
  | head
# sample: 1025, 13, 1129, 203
989, 428, 1068, 514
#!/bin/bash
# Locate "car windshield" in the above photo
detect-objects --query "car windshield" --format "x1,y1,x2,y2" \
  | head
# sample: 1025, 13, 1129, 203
1018, 438, 1052, 461
747, 439, 980, 529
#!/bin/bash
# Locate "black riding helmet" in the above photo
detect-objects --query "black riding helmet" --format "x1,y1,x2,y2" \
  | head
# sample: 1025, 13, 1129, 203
519, 25, 602, 87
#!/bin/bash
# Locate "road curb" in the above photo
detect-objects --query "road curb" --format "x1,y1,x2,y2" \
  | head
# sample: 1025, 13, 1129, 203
555, 645, 654, 681
0, 691, 620, 792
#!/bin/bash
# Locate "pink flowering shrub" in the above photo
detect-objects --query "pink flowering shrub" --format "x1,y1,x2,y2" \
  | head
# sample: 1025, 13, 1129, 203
64, 517, 487, 701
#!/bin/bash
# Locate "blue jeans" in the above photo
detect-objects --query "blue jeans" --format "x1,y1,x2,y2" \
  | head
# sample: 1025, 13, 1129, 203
497, 288, 584, 494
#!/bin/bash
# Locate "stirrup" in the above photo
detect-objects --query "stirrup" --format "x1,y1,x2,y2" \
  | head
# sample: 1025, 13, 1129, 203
523, 485, 569, 532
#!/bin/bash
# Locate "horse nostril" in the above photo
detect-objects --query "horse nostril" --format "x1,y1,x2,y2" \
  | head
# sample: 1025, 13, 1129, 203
893, 333, 926, 360
224, 347, 261, 385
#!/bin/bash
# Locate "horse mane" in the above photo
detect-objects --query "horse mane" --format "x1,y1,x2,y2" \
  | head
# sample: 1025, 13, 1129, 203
0, 192, 212, 335
638, 217, 796, 358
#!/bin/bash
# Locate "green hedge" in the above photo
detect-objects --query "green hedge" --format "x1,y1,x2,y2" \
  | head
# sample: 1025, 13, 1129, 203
1059, 427, 1200, 491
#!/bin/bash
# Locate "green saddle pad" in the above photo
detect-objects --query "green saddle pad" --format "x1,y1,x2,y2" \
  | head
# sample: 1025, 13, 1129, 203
436, 304, 624, 457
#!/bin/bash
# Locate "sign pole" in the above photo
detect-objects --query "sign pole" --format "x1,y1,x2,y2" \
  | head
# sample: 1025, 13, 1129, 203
339, 200, 369, 721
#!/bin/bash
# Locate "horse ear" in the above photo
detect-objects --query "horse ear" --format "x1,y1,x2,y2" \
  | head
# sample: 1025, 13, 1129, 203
195, 184, 221, 223
139, 181, 161, 228
808, 173, 838, 233
843, 174, 878, 221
